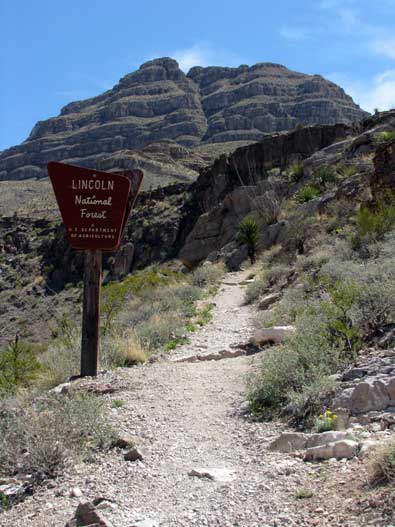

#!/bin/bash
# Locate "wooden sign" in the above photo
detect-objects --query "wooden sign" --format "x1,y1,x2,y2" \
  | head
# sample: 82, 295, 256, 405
116, 169, 144, 239
47, 161, 144, 377
48, 162, 132, 251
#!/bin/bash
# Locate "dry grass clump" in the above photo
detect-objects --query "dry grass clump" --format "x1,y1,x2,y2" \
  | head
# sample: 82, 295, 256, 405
0, 392, 115, 482
190, 262, 225, 287
101, 332, 147, 368
370, 440, 395, 484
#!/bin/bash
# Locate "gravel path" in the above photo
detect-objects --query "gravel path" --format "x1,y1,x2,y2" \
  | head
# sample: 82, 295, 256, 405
170, 270, 254, 361
0, 271, 324, 526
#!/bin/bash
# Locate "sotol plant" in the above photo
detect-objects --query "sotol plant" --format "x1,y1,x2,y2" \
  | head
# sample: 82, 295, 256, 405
238, 217, 259, 264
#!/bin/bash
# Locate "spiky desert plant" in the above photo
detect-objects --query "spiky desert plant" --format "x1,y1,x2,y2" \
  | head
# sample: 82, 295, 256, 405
238, 217, 259, 264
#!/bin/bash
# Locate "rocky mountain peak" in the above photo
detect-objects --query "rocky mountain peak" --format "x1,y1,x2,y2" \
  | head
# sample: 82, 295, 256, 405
0, 58, 369, 184
119, 57, 186, 87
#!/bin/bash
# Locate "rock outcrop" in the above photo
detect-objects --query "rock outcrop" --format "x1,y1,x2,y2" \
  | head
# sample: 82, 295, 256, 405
0, 58, 368, 184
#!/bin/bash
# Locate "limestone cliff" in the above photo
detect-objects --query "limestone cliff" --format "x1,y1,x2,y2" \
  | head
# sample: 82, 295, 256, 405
0, 58, 368, 186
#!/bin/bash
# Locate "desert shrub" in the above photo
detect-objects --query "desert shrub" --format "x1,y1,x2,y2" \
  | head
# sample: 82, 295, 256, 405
374, 130, 395, 145
312, 166, 337, 189
38, 330, 80, 389
352, 198, 395, 250
245, 273, 269, 303
248, 311, 341, 421
351, 278, 395, 337
288, 377, 336, 423
287, 162, 304, 183
254, 309, 283, 329
0, 338, 43, 395
0, 393, 115, 481
294, 249, 331, 274
319, 280, 362, 358
335, 162, 359, 178
101, 268, 182, 334
190, 262, 225, 288
101, 332, 147, 368
296, 185, 321, 203
238, 217, 259, 263
265, 263, 294, 288
135, 311, 185, 350
370, 440, 395, 484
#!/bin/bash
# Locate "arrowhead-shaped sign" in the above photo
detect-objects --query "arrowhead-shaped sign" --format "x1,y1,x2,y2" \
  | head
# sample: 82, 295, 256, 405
114, 169, 144, 239
48, 162, 143, 251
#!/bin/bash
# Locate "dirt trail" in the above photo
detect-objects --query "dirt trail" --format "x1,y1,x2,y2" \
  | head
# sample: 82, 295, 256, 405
0, 272, 328, 526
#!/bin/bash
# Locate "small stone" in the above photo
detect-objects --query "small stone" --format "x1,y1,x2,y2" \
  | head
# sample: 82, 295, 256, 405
113, 433, 139, 449
69, 487, 83, 498
124, 447, 144, 462
188, 468, 236, 483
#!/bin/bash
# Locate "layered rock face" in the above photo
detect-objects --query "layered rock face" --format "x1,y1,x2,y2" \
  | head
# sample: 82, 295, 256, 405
0, 58, 368, 184
188, 62, 366, 143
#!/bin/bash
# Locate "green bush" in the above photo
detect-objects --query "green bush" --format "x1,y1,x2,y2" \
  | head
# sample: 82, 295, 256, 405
38, 330, 80, 389
296, 185, 321, 203
287, 162, 304, 183
245, 273, 269, 303
353, 199, 395, 247
0, 338, 43, 395
190, 262, 224, 288
248, 310, 340, 421
335, 162, 359, 178
373, 130, 395, 145
0, 393, 115, 481
319, 280, 362, 359
101, 268, 182, 334
312, 166, 337, 189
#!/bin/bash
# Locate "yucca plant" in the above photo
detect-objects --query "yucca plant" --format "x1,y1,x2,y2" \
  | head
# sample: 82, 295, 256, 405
238, 217, 259, 264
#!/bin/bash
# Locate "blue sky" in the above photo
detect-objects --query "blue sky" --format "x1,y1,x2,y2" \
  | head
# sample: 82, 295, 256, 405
1, 0, 395, 150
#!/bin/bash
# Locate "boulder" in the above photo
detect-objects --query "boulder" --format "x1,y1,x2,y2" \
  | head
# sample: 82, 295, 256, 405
250, 326, 295, 347
333, 376, 395, 414
269, 432, 308, 453
111, 242, 135, 279
65, 501, 113, 527
306, 431, 348, 449
257, 292, 281, 310
304, 440, 359, 461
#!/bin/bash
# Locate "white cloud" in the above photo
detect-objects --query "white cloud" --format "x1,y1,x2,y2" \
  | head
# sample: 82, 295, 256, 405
279, 26, 308, 41
328, 70, 395, 113
372, 38, 395, 58
155, 43, 244, 72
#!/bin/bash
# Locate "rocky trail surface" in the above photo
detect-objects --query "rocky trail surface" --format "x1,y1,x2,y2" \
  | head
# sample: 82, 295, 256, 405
0, 272, 390, 527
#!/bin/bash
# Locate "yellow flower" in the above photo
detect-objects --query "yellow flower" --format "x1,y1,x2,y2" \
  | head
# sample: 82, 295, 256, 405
332, 414, 337, 419
319, 414, 324, 419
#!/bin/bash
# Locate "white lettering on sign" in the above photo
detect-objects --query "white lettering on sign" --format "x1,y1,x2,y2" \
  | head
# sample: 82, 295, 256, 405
75, 195, 113, 206
71, 179, 115, 191
80, 209, 108, 219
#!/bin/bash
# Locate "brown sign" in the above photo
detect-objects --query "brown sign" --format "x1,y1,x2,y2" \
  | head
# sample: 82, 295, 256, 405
48, 162, 142, 251
115, 169, 144, 238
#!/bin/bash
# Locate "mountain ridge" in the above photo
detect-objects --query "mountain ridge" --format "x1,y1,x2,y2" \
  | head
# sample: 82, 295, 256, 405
0, 57, 369, 187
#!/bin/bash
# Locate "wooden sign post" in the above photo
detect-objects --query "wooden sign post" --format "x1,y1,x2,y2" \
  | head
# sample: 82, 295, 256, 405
48, 162, 143, 377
